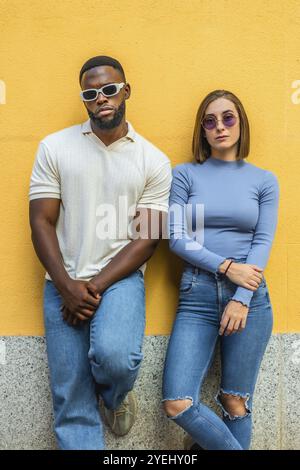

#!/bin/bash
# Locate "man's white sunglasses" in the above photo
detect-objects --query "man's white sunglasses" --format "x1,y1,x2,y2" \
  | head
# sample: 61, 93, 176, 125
80, 82, 125, 102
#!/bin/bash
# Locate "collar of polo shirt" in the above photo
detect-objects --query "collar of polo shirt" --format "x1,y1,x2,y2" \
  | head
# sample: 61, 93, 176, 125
81, 119, 136, 142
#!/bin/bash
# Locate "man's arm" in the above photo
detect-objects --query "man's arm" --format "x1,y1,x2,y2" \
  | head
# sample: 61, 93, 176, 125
29, 198, 100, 319
88, 208, 165, 294
30, 198, 69, 290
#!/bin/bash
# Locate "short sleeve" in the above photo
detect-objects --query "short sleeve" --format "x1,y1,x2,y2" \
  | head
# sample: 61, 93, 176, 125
29, 141, 61, 201
137, 160, 172, 213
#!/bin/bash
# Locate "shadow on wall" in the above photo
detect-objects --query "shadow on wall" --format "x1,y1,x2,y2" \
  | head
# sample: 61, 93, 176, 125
146, 238, 184, 290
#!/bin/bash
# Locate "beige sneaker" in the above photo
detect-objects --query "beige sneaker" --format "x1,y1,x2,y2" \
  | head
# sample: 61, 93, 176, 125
103, 391, 137, 436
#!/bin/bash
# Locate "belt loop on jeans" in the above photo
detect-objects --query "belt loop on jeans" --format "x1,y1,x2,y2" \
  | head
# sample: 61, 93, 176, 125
194, 267, 199, 276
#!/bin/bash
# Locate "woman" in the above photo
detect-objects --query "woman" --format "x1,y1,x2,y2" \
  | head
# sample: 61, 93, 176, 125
162, 90, 279, 450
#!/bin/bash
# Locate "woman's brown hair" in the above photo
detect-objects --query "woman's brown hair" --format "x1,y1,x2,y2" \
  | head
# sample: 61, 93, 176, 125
192, 90, 250, 163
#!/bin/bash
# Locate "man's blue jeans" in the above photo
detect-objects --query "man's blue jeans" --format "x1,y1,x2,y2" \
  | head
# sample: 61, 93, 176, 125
43, 270, 145, 450
162, 259, 273, 450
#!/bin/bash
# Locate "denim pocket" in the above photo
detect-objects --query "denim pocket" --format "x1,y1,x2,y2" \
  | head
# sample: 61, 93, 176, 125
260, 275, 267, 289
250, 278, 271, 310
179, 272, 195, 295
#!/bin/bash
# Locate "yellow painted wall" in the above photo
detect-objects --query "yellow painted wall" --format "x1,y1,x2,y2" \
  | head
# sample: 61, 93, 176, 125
0, 0, 299, 335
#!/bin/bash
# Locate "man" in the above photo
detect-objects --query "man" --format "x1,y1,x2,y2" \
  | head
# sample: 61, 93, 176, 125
29, 56, 172, 450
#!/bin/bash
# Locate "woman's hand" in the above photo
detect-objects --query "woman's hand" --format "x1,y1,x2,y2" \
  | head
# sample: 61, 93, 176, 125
219, 260, 263, 290
219, 300, 249, 336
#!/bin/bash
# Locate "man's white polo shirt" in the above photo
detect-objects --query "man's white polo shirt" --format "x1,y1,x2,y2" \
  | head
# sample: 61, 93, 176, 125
29, 120, 172, 280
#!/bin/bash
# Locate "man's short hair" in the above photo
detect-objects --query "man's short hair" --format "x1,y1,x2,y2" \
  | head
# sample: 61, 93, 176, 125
79, 56, 126, 84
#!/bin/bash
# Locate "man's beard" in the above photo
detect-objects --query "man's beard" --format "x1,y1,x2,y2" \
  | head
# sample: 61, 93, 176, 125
88, 101, 125, 130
